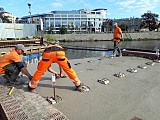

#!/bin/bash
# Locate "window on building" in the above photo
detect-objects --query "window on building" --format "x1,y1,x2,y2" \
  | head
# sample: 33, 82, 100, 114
68, 18, 74, 20
48, 14, 53, 17
50, 18, 54, 21
81, 18, 87, 21
55, 15, 60, 17
68, 15, 74, 17
75, 21, 80, 26
68, 22, 73, 26
50, 21, 54, 27
91, 18, 95, 21
81, 21, 87, 27
55, 18, 61, 20
62, 18, 67, 20
75, 15, 80, 17
81, 15, 87, 17
96, 12, 101, 14
75, 18, 80, 20
62, 15, 67, 17
62, 21, 67, 27
55, 21, 61, 27
45, 21, 49, 30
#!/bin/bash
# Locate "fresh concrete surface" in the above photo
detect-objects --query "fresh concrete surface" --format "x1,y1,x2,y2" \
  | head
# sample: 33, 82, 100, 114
0, 46, 160, 120
0, 84, 69, 120
24, 56, 160, 120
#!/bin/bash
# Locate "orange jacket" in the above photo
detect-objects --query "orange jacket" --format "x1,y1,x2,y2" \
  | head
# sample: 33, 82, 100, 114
113, 26, 122, 42
0, 49, 22, 74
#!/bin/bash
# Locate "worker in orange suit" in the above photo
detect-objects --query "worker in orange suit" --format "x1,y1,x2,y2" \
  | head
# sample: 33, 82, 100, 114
28, 42, 90, 92
111, 22, 124, 57
0, 44, 32, 84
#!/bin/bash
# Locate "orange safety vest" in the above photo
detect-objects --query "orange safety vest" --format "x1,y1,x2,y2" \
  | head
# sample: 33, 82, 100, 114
113, 26, 122, 42
0, 49, 21, 74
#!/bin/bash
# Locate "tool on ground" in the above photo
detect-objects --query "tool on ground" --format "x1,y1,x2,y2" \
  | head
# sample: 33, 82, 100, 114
46, 74, 57, 104
51, 74, 56, 100
46, 74, 62, 104
8, 86, 14, 95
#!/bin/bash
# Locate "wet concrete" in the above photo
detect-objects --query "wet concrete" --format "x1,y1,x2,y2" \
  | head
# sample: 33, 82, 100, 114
0, 47, 160, 120
27, 56, 160, 120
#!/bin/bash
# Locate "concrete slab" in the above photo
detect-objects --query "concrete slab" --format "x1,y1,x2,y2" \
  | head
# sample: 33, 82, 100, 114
0, 80, 69, 120
1, 56, 160, 120
29, 56, 160, 120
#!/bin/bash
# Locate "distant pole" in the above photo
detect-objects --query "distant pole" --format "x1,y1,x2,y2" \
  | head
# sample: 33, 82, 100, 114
28, 3, 32, 24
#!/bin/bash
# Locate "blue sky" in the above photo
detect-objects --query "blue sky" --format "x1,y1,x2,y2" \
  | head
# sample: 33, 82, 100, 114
0, 0, 160, 19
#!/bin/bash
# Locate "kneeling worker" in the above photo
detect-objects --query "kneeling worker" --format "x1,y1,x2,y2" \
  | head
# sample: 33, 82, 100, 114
28, 42, 90, 92
0, 44, 32, 84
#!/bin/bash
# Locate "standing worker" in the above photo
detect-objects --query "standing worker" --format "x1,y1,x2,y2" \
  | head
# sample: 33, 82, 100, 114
0, 44, 32, 84
111, 22, 123, 57
28, 42, 90, 92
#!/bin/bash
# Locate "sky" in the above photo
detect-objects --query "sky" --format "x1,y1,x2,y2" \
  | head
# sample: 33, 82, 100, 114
0, 0, 160, 19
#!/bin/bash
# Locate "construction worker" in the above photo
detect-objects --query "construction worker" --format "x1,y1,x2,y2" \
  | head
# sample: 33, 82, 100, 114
28, 42, 90, 92
111, 22, 124, 57
0, 44, 32, 84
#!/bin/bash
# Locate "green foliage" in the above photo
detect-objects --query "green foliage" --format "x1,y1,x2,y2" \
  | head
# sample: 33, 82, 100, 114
141, 11, 159, 31
119, 24, 128, 31
124, 38, 132, 41
48, 24, 54, 34
0, 15, 11, 23
59, 26, 67, 34
44, 34, 58, 42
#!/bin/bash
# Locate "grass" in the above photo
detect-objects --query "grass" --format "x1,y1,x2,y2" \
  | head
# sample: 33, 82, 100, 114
124, 38, 133, 41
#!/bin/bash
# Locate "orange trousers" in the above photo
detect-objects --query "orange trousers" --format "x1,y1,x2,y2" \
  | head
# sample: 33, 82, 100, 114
29, 51, 81, 89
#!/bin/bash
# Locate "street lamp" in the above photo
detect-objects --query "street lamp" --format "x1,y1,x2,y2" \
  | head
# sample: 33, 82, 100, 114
27, 3, 32, 23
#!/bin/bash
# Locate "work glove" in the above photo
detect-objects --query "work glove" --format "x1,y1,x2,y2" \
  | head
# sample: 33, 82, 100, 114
28, 76, 33, 80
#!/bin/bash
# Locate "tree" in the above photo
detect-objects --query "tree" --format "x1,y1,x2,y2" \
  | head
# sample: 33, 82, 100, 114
48, 24, 54, 34
119, 23, 127, 32
59, 25, 67, 34
107, 19, 113, 32
141, 11, 159, 31
71, 23, 74, 33
0, 14, 11, 23
67, 24, 71, 33
75, 25, 78, 31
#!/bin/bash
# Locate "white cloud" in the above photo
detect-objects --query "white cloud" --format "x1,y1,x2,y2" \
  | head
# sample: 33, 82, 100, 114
117, 0, 136, 7
2, 0, 159, 19
51, 2, 63, 8
112, 0, 160, 18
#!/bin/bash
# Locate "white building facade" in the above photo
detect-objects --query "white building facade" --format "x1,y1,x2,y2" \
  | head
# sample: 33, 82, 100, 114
21, 8, 107, 33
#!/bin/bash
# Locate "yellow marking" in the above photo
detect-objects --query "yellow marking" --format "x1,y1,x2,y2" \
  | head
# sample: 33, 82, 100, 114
5, 27, 23, 30
8, 87, 14, 95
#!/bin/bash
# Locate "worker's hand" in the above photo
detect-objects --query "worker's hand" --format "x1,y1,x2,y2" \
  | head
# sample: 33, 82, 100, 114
55, 73, 59, 77
60, 73, 66, 78
28, 76, 33, 80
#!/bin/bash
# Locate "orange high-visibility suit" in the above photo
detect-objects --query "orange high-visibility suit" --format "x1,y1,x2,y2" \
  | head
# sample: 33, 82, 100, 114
112, 25, 123, 56
0, 49, 22, 74
113, 26, 122, 43
28, 45, 81, 89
